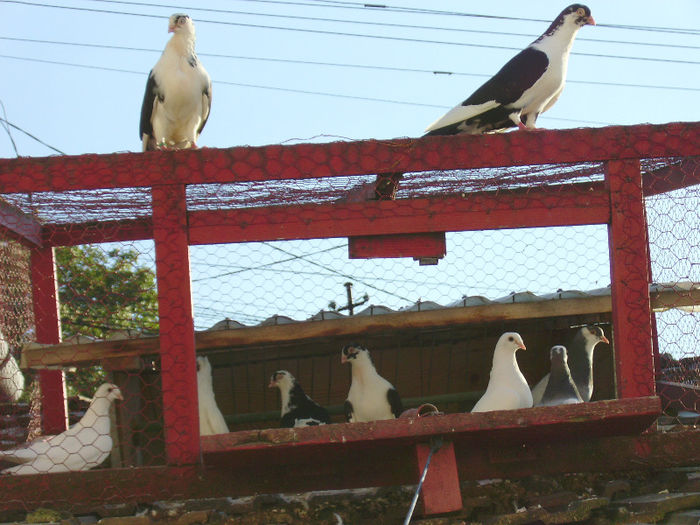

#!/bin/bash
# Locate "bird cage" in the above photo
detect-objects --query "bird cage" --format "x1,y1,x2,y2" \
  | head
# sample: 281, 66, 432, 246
0, 122, 699, 516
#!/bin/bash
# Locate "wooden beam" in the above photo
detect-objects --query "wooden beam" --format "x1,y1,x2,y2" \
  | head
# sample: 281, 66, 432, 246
643, 157, 700, 196
188, 186, 610, 245
29, 246, 67, 434
607, 160, 655, 399
415, 440, 462, 515
0, 196, 42, 247
1, 123, 698, 195
152, 184, 199, 465
19, 286, 700, 369
348, 232, 446, 260
43, 218, 153, 247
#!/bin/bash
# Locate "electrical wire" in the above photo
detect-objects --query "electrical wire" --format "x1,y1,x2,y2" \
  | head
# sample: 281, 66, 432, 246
77, 0, 700, 51
4, 1, 699, 65
3, 36, 698, 93
0, 116, 66, 154
0, 101, 19, 156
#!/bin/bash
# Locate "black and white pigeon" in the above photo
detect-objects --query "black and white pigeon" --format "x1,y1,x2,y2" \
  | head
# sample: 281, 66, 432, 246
140, 13, 212, 151
425, 4, 595, 135
268, 370, 331, 428
537, 345, 583, 407
0, 383, 123, 474
196, 356, 229, 436
531, 325, 609, 405
0, 329, 24, 403
342, 343, 403, 422
472, 332, 532, 412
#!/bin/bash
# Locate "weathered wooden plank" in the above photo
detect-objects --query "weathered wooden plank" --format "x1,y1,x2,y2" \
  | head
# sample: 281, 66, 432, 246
415, 440, 462, 515
1, 123, 698, 195
0, 197, 42, 247
349, 232, 446, 260
19, 287, 700, 369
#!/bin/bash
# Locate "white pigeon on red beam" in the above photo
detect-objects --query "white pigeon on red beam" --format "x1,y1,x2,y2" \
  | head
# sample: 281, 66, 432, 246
342, 343, 403, 423
140, 13, 212, 151
0, 329, 24, 403
472, 332, 532, 413
268, 370, 331, 428
531, 325, 609, 405
425, 4, 595, 135
197, 356, 229, 436
537, 345, 583, 407
0, 383, 123, 475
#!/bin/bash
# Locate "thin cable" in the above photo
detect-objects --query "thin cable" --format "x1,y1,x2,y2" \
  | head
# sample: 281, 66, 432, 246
77, 0, 700, 50
0, 101, 19, 156
0, 116, 65, 154
0, 55, 615, 125
3, 37, 699, 93
4, 1, 699, 64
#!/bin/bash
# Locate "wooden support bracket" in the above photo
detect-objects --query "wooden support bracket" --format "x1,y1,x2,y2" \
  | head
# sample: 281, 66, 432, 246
415, 439, 462, 516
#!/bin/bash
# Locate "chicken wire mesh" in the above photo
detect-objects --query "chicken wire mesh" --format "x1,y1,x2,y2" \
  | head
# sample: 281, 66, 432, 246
0, 126, 697, 510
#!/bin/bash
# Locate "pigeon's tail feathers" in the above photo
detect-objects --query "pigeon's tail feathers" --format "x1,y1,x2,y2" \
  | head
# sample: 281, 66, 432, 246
425, 100, 499, 134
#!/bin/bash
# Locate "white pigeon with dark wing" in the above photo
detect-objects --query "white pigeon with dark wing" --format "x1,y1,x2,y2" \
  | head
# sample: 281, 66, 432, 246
537, 346, 583, 406
425, 4, 595, 135
268, 370, 331, 428
140, 13, 212, 151
342, 343, 403, 422
0, 329, 24, 403
472, 332, 532, 413
197, 356, 229, 436
531, 325, 609, 405
0, 383, 122, 475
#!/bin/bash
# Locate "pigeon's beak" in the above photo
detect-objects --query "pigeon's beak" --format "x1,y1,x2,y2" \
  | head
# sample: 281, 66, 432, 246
115, 390, 124, 401
341, 354, 348, 364
168, 24, 176, 33
268, 379, 276, 388
586, 16, 596, 26
519, 343, 526, 351
601, 335, 610, 345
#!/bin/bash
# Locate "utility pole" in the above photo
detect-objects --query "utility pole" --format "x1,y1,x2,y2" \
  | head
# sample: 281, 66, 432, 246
328, 282, 369, 316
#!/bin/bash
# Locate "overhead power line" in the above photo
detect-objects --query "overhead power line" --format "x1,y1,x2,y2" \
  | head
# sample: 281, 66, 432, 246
77, 0, 700, 50
84, 0, 700, 35
0, 116, 66, 154
3, 37, 699, 93
4, 1, 699, 65
0, 54, 614, 126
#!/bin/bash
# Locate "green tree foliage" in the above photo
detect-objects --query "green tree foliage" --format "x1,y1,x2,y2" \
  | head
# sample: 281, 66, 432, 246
55, 245, 158, 397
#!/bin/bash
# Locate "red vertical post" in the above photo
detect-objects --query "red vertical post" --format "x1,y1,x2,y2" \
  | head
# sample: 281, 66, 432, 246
415, 441, 462, 515
607, 159, 655, 399
152, 184, 200, 465
30, 246, 68, 434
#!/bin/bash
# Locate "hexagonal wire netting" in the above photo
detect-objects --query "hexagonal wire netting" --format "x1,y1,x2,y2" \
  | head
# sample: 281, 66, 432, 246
0, 131, 697, 510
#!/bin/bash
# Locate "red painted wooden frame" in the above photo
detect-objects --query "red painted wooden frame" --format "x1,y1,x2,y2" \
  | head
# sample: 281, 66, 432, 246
1, 122, 699, 512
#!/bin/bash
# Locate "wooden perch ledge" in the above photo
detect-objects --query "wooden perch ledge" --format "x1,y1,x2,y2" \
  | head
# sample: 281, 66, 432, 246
19, 283, 700, 369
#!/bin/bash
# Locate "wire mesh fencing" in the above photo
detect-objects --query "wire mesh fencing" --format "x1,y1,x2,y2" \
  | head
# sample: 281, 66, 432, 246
0, 125, 697, 511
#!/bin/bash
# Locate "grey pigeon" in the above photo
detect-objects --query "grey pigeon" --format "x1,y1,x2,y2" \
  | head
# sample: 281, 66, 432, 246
531, 325, 609, 405
537, 345, 583, 406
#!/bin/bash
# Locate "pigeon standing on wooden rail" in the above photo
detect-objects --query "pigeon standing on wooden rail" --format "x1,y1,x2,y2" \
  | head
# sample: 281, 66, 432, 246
531, 325, 609, 405
342, 343, 403, 422
197, 356, 229, 436
140, 13, 212, 151
0, 329, 24, 403
537, 345, 583, 406
472, 332, 532, 412
268, 370, 331, 428
0, 383, 123, 475
425, 4, 595, 135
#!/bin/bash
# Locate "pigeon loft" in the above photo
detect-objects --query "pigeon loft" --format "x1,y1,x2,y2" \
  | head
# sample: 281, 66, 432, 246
0, 122, 699, 515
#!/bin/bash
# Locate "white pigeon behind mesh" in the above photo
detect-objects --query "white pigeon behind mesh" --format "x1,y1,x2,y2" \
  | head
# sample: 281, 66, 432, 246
197, 356, 229, 436
0, 330, 24, 403
472, 332, 532, 413
0, 383, 122, 475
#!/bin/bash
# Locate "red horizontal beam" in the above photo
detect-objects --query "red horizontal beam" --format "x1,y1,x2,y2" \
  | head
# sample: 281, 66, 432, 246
0, 197, 42, 247
42, 218, 153, 247
188, 185, 610, 245
1, 122, 698, 194
643, 157, 700, 197
348, 232, 446, 259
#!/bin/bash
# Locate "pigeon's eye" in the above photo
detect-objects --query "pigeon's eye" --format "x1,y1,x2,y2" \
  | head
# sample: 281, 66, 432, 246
508, 336, 514, 342
576, 8, 585, 16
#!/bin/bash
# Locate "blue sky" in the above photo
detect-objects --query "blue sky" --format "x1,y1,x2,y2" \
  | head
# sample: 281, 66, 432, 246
1, 1, 699, 352
1, 0, 698, 156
